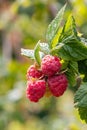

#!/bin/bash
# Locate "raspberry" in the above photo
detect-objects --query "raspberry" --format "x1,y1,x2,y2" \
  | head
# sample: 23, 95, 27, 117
41, 55, 61, 76
27, 65, 42, 79
26, 80, 46, 102
47, 74, 68, 97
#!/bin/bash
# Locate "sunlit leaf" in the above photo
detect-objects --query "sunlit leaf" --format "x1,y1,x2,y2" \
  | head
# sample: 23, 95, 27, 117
34, 40, 41, 65
46, 4, 66, 47
39, 42, 50, 54
58, 15, 79, 43
21, 48, 34, 59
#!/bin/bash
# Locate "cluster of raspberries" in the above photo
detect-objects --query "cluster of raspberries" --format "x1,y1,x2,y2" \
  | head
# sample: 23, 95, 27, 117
26, 55, 68, 102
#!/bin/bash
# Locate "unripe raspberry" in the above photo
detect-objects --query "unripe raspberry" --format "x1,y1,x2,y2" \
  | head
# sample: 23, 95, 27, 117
27, 65, 42, 79
26, 80, 46, 102
41, 55, 61, 76
47, 74, 68, 97
44, 86, 52, 97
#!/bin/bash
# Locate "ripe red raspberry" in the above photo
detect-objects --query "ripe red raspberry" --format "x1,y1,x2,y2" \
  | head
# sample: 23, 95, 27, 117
26, 80, 46, 102
47, 74, 68, 97
27, 65, 42, 79
41, 55, 61, 76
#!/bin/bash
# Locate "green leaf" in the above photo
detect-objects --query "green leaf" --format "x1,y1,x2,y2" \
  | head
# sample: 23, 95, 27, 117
58, 15, 79, 43
80, 37, 87, 46
50, 43, 64, 55
74, 82, 87, 123
34, 41, 41, 66
51, 40, 87, 61
78, 60, 87, 82
21, 48, 44, 60
64, 61, 78, 87
51, 27, 63, 48
46, 4, 66, 47
69, 61, 78, 74
78, 107, 87, 123
21, 48, 34, 59
34, 41, 50, 65
50, 16, 87, 61
66, 68, 76, 87
65, 61, 78, 86
74, 82, 87, 107
39, 42, 50, 54
61, 60, 68, 70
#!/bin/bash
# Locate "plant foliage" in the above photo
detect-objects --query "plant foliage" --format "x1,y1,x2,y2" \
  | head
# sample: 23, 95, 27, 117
21, 5, 87, 123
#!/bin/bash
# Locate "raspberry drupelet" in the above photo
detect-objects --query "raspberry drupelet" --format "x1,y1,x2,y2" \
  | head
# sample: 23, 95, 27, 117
26, 80, 46, 102
41, 55, 61, 76
47, 74, 68, 97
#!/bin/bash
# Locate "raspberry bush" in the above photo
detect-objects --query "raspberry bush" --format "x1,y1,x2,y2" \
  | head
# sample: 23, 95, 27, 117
21, 5, 87, 123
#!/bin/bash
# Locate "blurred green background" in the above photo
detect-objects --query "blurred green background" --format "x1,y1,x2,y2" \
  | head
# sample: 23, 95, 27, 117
0, 0, 87, 130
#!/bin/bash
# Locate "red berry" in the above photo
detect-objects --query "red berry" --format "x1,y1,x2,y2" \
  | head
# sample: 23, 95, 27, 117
26, 80, 46, 102
41, 55, 61, 76
47, 74, 68, 97
27, 65, 42, 79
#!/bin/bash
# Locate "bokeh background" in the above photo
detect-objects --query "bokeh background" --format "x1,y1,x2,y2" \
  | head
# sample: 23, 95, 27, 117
0, 0, 87, 130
